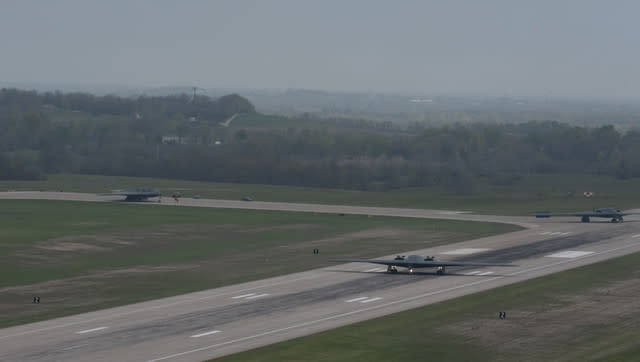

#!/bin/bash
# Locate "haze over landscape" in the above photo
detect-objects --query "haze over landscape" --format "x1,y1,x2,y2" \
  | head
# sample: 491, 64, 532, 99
6, 2, 640, 362
2, 0, 640, 99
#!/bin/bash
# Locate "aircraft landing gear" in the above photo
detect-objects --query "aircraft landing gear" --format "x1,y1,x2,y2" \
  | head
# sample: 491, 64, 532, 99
387, 265, 398, 273
436, 266, 446, 275
612, 217, 623, 223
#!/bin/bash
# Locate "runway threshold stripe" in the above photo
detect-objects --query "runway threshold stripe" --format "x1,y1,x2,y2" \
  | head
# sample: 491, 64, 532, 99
231, 294, 256, 299
145, 240, 640, 362
75, 326, 108, 334
360, 297, 382, 303
191, 330, 221, 338
346, 297, 369, 303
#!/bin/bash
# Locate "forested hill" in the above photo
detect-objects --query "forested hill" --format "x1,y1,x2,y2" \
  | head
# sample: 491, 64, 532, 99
1, 88, 640, 192
0, 88, 255, 121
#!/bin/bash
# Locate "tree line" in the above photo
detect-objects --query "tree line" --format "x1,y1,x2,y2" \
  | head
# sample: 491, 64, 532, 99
1, 88, 639, 192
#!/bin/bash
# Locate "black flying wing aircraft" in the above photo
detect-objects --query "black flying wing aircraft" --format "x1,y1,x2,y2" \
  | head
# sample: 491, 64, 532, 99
534, 208, 638, 223
330, 254, 514, 275
100, 188, 161, 202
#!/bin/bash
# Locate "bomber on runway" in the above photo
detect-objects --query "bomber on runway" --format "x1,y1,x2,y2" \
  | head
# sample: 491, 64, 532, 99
534, 208, 638, 223
99, 188, 161, 201
331, 254, 514, 274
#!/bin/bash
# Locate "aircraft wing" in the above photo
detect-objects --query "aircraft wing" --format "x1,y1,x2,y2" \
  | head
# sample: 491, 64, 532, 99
534, 211, 595, 218
330, 259, 514, 267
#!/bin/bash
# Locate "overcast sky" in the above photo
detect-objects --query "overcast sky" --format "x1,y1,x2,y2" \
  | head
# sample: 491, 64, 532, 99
2, 0, 640, 98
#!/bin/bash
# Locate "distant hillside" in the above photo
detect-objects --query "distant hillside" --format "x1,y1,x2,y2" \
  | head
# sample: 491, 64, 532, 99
0, 88, 255, 122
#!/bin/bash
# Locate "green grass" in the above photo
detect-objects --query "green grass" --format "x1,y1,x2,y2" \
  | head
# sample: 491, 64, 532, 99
1, 173, 640, 215
214, 251, 640, 362
0, 199, 518, 327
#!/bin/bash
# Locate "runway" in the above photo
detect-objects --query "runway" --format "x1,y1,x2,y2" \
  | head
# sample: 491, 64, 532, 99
1, 192, 640, 361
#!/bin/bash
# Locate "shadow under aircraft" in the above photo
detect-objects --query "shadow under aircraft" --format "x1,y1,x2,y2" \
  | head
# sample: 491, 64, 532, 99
100, 188, 161, 201
534, 207, 638, 223
330, 254, 514, 275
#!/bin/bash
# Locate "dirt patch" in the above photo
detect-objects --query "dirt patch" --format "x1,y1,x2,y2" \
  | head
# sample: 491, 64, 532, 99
38, 242, 108, 252
0, 264, 196, 294
234, 224, 323, 233
440, 278, 640, 359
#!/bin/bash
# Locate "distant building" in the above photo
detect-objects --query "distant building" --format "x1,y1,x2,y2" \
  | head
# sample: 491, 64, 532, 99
162, 135, 186, 144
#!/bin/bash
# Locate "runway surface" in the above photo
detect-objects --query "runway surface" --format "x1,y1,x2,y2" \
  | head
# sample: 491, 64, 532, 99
2, 192, 640, 361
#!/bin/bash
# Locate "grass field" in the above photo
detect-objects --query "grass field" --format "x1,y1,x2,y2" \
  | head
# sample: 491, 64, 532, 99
1, 173, 640, 215
0, 199, 518, 327
214, 251, 640, 362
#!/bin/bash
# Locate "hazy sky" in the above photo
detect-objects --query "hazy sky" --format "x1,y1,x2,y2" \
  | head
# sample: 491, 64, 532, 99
2, 0, 640, 98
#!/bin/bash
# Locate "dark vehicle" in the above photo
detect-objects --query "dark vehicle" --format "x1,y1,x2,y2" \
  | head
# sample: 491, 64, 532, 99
242, 196, 253, 201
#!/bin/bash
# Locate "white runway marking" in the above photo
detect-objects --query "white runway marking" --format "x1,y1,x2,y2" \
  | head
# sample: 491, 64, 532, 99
75, 326, 108, 334
145, 240, 640, 362
360, 297, 382, 303
560, 232, 571, 235
1, 273, 324, 341
244, 293, 269, 300
231, 293, 256, 299
441, 248, 490, 255
465, 271, 482, 275
60, 343, 89, 351
540, 231, 552, 235
633, 234, 640, 238
191, 330, 221, 338
546, 250, 594, 259
364, 267, 386, 273
346, 297, 369, 303
477, 271, 494, 276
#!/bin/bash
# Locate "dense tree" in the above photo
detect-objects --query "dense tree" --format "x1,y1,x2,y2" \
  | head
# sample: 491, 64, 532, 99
2, 88, 640, 192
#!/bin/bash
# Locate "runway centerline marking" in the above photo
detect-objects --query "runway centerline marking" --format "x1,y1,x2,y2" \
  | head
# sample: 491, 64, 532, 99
360, 297, 382, 303
441, 248, 490, 255
546, 251, 594, 258
231, 294, 256, 299
477, 271, 494, 276
346, 297, 369, 303
146, 241, 640, 362
633, 234, 640, 238
59, 343, 89, 351
191, 330, 221, 338
245, 293, 269, 299
75, 326, 108, 334
364, 267, 386, 272
465, 271, 482, 275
